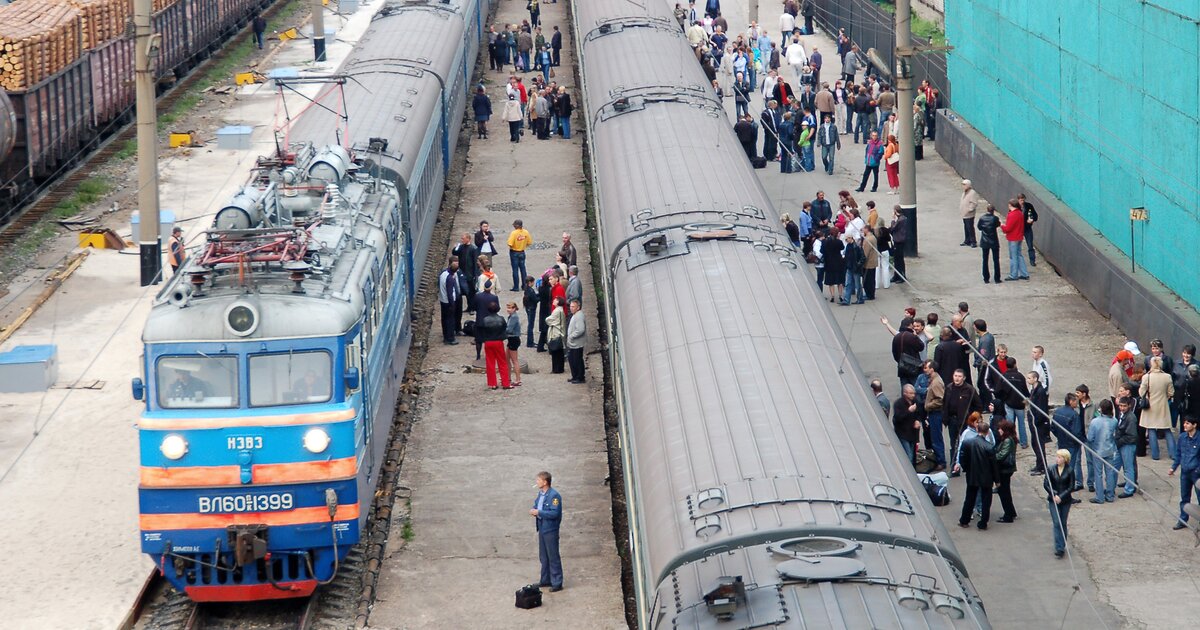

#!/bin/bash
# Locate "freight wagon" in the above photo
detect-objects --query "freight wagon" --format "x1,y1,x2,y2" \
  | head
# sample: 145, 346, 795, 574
0, 0, 276, 224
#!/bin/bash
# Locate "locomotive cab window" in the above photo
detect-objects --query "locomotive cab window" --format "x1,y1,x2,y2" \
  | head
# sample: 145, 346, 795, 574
249, 350, 333, 406
156, 355, 238, 408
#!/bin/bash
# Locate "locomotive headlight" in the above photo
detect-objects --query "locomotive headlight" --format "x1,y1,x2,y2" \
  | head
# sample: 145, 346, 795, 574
160, 434, 188, 460
303, 428, 331, 453
223, 301, 259, 337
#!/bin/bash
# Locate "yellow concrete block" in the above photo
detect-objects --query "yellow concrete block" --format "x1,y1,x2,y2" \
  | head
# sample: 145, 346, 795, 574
235, 72, 258, 86
168, 133, 193, 148
78, 231, 107, 249
279, 28, 298, 41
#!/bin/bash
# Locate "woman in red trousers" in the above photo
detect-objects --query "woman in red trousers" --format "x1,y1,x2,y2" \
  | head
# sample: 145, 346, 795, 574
478, 302, 511, 389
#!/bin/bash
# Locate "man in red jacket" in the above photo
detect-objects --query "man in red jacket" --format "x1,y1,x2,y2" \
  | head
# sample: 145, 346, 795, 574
1000, 199, 1029, 281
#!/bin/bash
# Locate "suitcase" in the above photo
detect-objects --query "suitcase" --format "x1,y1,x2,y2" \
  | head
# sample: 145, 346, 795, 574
751, 156, 767, 169
515, 584, 543, 609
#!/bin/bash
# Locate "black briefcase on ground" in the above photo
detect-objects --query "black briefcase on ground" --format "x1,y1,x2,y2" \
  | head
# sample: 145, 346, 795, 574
515, 584, 542, 609
751, 156, 767, 169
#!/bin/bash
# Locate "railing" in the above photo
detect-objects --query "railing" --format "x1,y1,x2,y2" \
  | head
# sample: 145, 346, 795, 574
809, 0, 950, 103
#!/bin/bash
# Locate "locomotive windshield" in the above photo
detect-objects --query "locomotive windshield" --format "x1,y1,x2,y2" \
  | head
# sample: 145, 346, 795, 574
249, 350, 332, 406
156, 355, 239, 408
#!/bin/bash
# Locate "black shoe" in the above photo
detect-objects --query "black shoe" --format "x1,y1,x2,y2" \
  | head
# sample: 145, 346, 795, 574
994, 279, 1002, 284
444, 339, 458, 345
1087, 486, 1095, 492
1173, 522, 1188, 530
1088, 498, 1104, 504
538, 581, 551, 587
1070, 498, 1082, 504
957, 521, 970, 528
1054, 550, 1065, 558
1030, 260, 1037, 266
550, 585, 563, 592
997, 516, 1016, 523
536, 348, 546, 353
1117, 491, 1134, 499
854, 188, 864, 192
976, 524, 987, 530
1030, 469, 1045, 476
983, 279, 990, 284
1073, 485, 1084, 491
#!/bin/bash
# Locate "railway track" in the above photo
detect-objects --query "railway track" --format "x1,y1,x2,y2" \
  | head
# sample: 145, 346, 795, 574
0, 0, 294, 249
122, 570, 321, 630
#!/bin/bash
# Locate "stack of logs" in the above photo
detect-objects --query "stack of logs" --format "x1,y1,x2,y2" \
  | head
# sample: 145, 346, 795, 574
153, 0, 180, 11
0, 1, 83, 91
59, 0, 133, 50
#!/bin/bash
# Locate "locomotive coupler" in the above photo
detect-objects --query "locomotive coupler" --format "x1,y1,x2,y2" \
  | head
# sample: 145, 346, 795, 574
228, 524, 269, 567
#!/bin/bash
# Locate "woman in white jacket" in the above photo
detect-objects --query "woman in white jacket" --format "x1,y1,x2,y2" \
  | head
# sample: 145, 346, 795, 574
502, 94, 523, 143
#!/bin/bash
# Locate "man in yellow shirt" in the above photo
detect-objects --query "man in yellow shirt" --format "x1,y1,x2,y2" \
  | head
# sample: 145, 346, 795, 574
507, 219, 531, 292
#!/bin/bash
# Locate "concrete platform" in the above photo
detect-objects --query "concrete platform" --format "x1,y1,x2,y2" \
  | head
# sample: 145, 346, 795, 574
364, 1, 625, 628
718, 1, 1192, 627
0, 3, 385, 627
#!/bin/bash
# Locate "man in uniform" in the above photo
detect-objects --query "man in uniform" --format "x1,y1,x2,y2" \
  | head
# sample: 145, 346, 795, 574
530, 471, 564, 590
169, 368, 209, 400
168, 227, 185, 274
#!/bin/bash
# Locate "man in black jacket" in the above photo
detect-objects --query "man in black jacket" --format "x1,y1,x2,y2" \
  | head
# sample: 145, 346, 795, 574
1115, 396, 1139, 498
733, 114, 759, 160
945, 369, 982, 469
891, 318, 925, 389
761, 101, 781, 161
893, 384, 923, 464
1027, 370, 1051, 475
977, 204, 1003, 283
889, 205, 908, 282
1018, 193, 1038, 265
933, 326, 966, 386
550, 26, 562, 66
958, 419, 997, 530
810, 190, 833, 230
452, 233, 480, 313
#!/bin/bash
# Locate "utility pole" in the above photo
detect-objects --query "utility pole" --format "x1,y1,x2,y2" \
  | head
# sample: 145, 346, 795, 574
894, 0, 918, 257
312, 0, 326, 62
134, 0, 161, 286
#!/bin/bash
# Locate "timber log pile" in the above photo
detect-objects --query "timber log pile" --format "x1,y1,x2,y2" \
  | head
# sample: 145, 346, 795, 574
0, 2, 83, 91
59, 0, 133, 50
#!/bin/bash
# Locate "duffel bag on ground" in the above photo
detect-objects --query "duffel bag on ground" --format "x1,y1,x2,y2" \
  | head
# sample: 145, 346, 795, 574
515, 584, 543, 609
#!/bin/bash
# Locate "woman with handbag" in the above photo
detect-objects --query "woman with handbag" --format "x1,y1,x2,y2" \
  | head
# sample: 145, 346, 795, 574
884, 134, 900, 194
545, 297, 567, 374
993, 419, 1019, 522
1140, 356, 1177, 460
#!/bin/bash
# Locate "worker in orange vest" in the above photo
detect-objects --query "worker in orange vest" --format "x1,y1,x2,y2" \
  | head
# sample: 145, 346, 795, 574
168, 227, 185, 274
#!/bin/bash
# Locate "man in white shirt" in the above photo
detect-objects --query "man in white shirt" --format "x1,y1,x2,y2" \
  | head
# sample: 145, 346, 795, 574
779, 11, 795, 37
1032, 345, 1052, 394
785, 38, 807, 82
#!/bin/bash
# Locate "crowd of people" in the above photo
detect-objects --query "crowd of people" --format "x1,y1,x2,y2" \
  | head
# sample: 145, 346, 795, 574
474, 19, 574, 143
880, 305, 1200, 555
781, 190, 910, 305
677, 2, 942, 186
438, 223, 588, 389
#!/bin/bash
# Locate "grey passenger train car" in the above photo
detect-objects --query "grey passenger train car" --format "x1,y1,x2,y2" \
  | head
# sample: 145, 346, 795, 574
573, 1, 990, 627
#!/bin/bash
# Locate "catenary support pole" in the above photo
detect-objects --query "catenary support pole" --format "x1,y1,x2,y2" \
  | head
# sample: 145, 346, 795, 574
896, 0, 918, 256
312, 0, 327, 62
134, 0, 161, 286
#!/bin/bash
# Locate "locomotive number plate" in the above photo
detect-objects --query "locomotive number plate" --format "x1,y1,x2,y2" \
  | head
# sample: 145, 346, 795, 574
199, 493, 294, 514
227, 435, 264, 450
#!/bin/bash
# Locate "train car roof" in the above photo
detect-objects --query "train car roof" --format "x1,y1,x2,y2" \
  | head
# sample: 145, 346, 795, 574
286, 2, 467, 188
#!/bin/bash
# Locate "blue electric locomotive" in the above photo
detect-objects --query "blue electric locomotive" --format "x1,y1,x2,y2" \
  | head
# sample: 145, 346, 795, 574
132, 0, 490, 601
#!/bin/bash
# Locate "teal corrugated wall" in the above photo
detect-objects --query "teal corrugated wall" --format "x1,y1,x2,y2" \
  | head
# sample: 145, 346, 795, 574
946, 0, 1200, 309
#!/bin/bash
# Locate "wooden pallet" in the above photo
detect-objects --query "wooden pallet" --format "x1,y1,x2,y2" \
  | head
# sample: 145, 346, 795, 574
0, 1, 83, 91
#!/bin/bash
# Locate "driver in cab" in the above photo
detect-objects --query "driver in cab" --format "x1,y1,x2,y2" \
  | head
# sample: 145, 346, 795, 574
169, 368, 209, 400
291, 370, 329, 402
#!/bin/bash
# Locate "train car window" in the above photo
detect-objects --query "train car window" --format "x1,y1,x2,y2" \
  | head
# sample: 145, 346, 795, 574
249, 350, 333, 406
156, 355, 238, 409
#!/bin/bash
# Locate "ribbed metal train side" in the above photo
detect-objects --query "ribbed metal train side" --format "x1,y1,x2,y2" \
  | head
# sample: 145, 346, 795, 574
574, 1, 990, 627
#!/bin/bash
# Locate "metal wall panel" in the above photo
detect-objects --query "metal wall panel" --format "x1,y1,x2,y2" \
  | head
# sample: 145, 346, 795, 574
947, 0, 1200, 310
